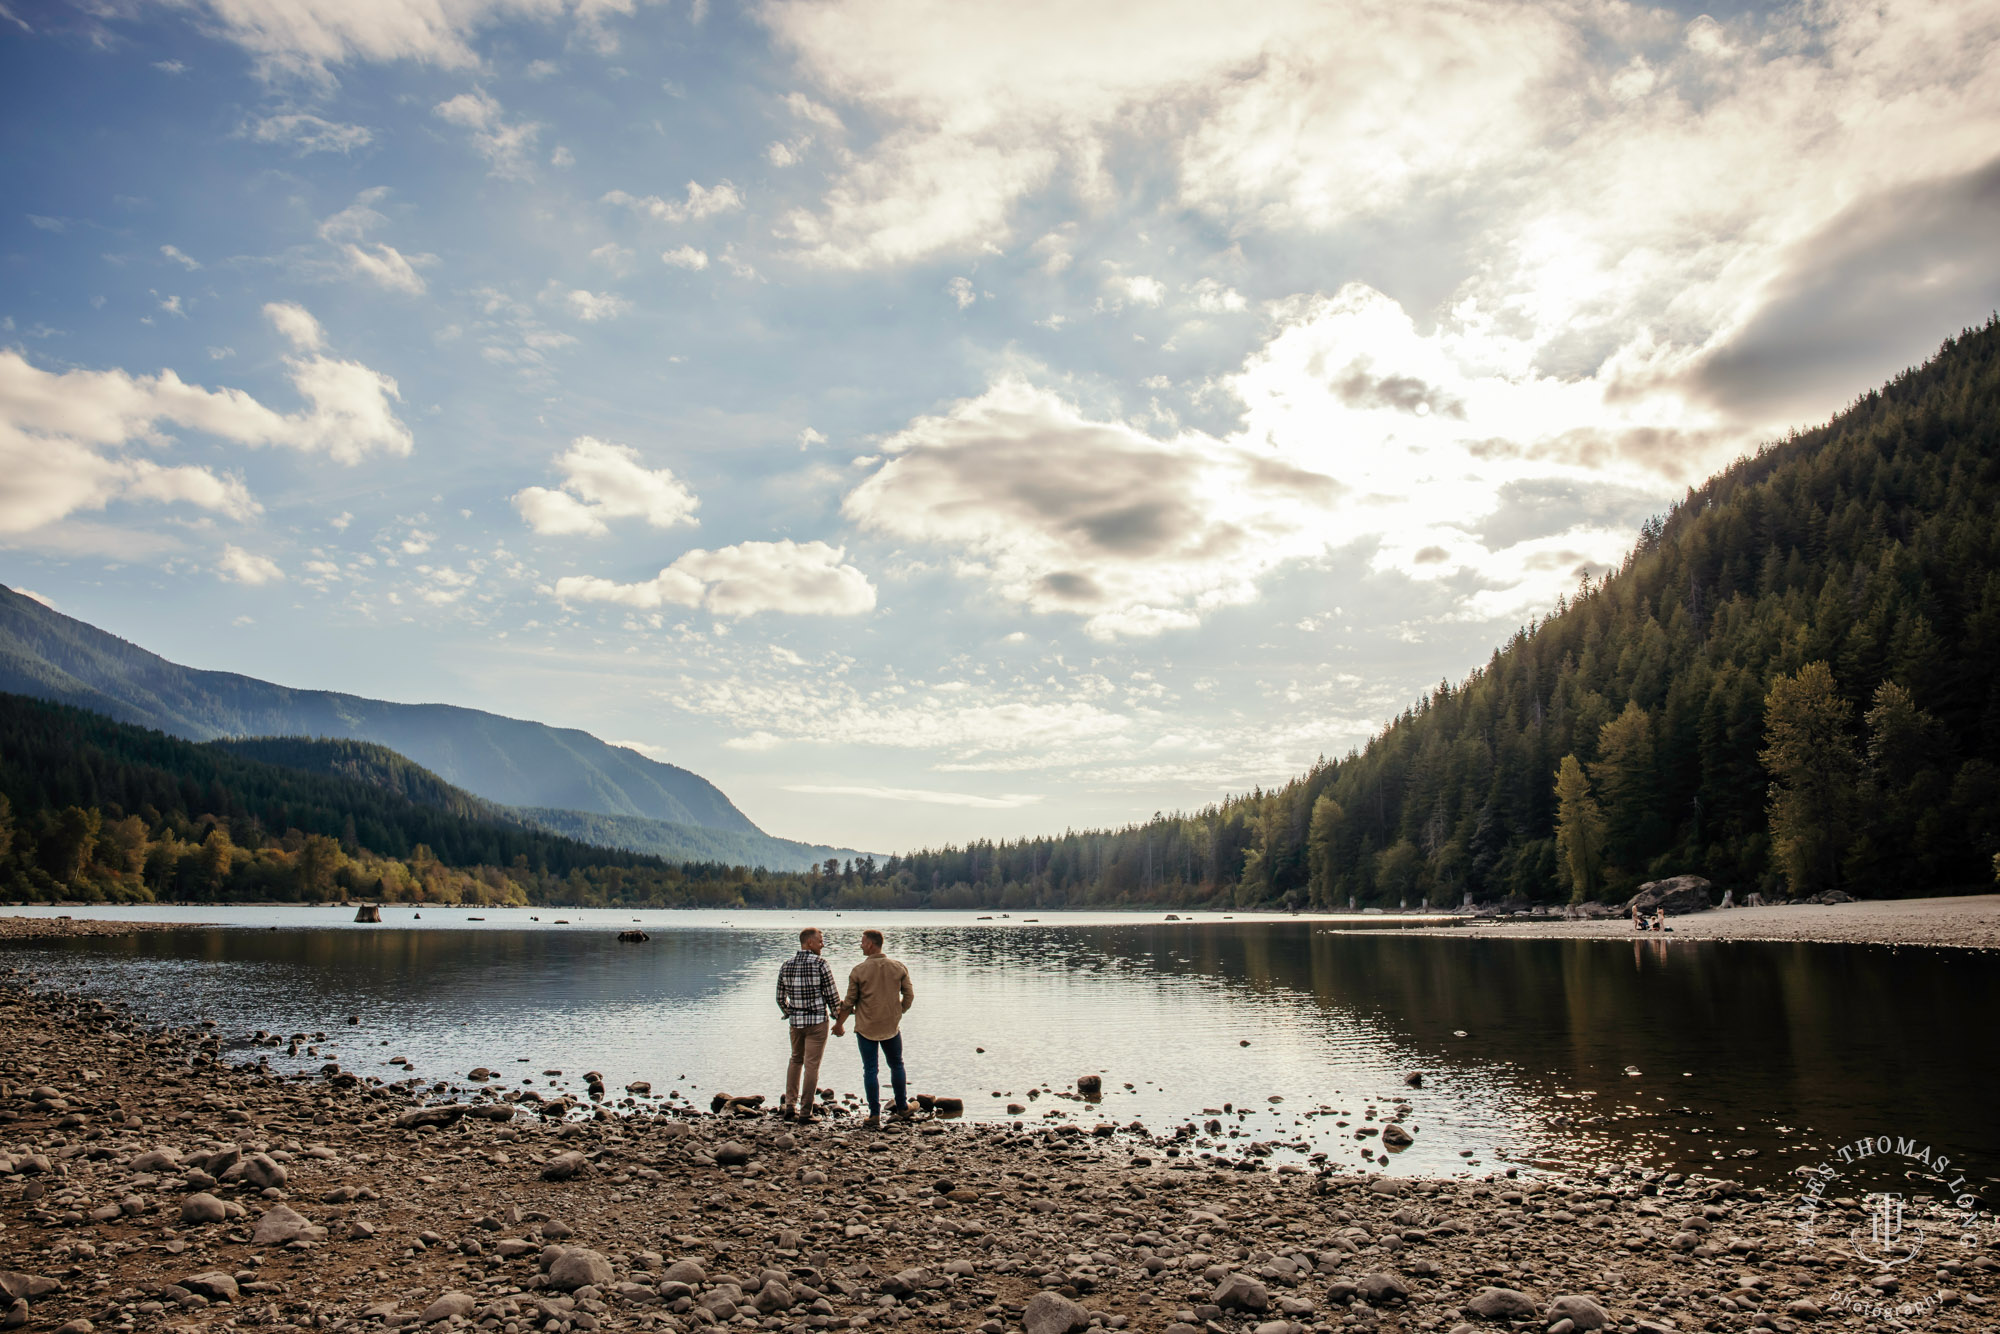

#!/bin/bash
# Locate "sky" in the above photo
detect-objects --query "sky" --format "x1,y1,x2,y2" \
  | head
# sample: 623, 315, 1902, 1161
3, 0, 1999, 856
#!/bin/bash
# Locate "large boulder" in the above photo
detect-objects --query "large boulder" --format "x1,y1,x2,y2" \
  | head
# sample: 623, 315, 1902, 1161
1625, 876, 1712, 916
250, 1205, 325, 1246
1022, 1291, 1091, 1334
1464, 1288, 1536, 1320
547, 1249, 614, 1292
1546, 1295, 1611, 1330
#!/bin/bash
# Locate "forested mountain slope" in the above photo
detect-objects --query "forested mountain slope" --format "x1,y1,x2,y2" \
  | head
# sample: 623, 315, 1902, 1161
874, 317, 2000, 907
0, 585, 755, 833
0, 693, 872, 905
217, 736, 869, 874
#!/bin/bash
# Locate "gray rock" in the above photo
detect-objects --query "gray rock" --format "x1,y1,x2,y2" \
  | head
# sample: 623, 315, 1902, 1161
130, 1148, 181, 1173
1625, 875, 1712, 916
1211, 1275, 1270, 1312
1464, 1287, 1536, 1320
662, 1261, 706, 1285
420, 1293, 476, 1323
1380, 1123, 1413, 1147
1356, 1273, 1409, 1306
1253, 1322, 1294, 1334
0, 1277, 56, 1304
234, 1153, 288, 1189
395, 1104, 467, 1131
179, 1193, 228, 1225
713, 1141, 751, 1166
548, 1249, 615, 1292
753, 1280, 794, 1313
1547, 1295, 1610, 1330
541, 1151, 588, 1181
180, 1273, 239, 1303
54, 1320, 92, 1334
0, 1302, 23, 1332
251, 1204, 324, 1246
1022, 1291, 1091, 1334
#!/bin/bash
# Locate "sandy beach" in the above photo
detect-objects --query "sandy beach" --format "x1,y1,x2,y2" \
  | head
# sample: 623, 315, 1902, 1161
1383, 894, 2000, 951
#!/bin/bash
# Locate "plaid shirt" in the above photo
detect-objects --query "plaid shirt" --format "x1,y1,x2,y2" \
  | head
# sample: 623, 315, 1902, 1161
777, 949, 839, 1028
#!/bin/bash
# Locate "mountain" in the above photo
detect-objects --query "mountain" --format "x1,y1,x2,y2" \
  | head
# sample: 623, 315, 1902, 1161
0, 692, 868, 904
862, 316, 2000, 907
0, 584, 751, 831
213, 736, 867, 874
0, 692, 676, 893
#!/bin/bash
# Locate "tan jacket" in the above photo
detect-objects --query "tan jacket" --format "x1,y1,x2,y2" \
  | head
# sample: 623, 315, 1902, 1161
843, 954, 914, 1040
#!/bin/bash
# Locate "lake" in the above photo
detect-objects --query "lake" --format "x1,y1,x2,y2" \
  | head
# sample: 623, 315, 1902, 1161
4, 905, 1995, 1193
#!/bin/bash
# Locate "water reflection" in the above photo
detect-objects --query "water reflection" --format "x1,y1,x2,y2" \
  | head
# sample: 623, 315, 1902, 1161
8, 914, 1994, 1190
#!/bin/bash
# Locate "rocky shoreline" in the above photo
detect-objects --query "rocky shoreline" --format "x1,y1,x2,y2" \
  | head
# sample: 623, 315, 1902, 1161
2, 976, 1994, 1334
0, 920, 198, 945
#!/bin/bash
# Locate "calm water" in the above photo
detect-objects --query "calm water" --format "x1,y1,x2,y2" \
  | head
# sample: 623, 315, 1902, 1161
5, 906, 1997, 1192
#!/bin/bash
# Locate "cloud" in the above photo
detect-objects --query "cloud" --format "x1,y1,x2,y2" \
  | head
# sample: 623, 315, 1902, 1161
661, 245, 709, 269
1103, 274, 1165, 309
1691, 156, 2000, 422
784, 784, 1042, 809
563, 288, 631, 321
842, 377, 1336, 637
512, 436, 698, 536
844, 278, 1739, 636
1186, 278, 1246, 313
554, 539, 875, 617
339, 242, 430, 294
433, 89, 540, 179
248, 112, 373, 154
265, 301, 324, 350
603, 181, 743, 222
218, 544, 283, 584
160, 244, 201, 271
167, 0, 647, 79
948, 276, 976, 309
0, 303, 408, 536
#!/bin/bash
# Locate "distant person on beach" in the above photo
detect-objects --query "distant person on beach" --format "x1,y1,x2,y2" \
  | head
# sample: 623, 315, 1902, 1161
776, 926, 840, 1123
1632, 902, 1644, 931
1652, 908, 1670, 933
835, 928, 915, 1125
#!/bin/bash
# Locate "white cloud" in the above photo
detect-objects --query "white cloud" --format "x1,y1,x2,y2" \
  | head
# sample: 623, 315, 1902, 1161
661, 245, 709, 270
170, 0, 644, 79
603, 181, 744, 223
554, 539, 875, 617
948, 276, 976, 309
513, 436, 698, 536
433, 89, 540, 179
784, 784, 1042, 809
339, 242, 429, 294
217, 544, 283, 585
0, 304, 408, 536
845, 278, 1726, 637
1186, 278, 1246, 313
563, 288, 631, 321
1103, 274, 1165, 308
160, 245, 201, 271
797, 426, 827, 450
265, 301, 324, 351
248, 113, 373, 155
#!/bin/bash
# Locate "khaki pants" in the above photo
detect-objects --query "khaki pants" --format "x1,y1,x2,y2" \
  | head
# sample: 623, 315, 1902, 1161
785, 1020, 829, 1113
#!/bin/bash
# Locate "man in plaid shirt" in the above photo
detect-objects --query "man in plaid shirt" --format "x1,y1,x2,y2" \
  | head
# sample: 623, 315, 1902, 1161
776, 926, 840, 1122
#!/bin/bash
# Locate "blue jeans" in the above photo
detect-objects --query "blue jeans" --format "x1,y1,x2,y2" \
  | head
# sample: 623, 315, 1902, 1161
856, 1033, 907, 1116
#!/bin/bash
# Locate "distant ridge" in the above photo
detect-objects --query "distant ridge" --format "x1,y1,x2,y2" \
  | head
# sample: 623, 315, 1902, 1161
0, 583, 748, 831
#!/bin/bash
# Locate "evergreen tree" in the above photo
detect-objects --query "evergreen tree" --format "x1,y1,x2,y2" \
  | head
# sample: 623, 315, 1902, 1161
1762, 662, 1859, 897
1553, 754, 1607, 902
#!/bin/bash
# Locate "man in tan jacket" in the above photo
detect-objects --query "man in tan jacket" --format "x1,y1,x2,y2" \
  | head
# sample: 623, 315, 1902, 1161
834, 928, 914, 1125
